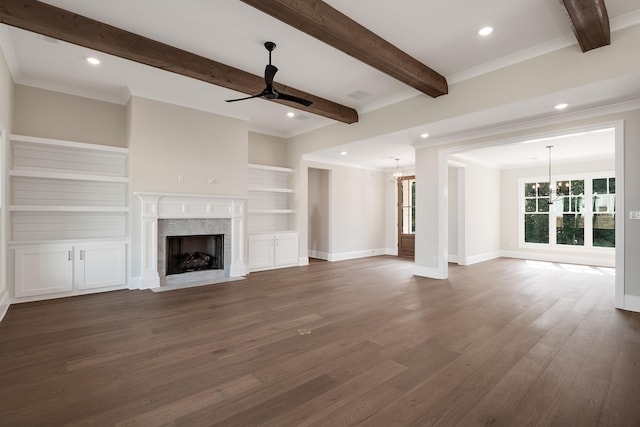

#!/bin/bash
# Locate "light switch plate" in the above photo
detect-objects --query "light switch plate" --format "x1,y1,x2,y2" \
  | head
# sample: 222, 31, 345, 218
630, 211, 640, 220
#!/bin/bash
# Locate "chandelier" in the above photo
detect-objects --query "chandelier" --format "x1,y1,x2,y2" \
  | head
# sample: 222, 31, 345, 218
391, 158, 404, 182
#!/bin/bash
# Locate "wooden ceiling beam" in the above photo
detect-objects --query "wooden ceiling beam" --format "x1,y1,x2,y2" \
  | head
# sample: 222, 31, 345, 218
240, 0, 448, 98
0, 0, 358, 123
562, 0, 610, 52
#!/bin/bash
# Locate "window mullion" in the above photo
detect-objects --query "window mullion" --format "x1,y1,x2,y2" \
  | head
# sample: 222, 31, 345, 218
584, 178, 594, 248
549, 198, 557, 245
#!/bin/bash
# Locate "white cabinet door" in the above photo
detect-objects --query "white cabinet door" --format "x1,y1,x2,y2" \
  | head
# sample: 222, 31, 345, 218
14, 245, 74, 297
275, 233, 299, 266
75, 243, 126, 290
248, 234, 275, 271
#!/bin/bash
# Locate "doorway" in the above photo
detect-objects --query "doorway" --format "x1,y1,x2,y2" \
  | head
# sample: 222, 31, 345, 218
308, 168, 330, 260
397, 175, 415, 257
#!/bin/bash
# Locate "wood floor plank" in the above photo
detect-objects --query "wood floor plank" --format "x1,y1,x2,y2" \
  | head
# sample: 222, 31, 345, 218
0, 256, 637, 426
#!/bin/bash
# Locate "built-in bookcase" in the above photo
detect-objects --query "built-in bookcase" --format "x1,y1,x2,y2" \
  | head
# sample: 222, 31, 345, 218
9, 135, 129, 301
247, 164, 298, 271
247, 163, 295, 234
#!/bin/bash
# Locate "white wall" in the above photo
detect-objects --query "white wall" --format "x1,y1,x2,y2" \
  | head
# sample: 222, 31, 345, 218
308, 168, 330, 258
500, 159, 616, 265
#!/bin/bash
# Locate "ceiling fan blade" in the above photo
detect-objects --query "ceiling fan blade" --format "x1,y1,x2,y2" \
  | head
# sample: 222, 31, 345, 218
277, 92, 313, 107
225, 93, 263, 102
265, 64, 278, 87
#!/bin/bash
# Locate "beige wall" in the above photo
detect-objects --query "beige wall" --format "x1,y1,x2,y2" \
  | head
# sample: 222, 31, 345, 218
0, 43, 12, 132
248, 132, 287, 167
465, 160, 502, 261
448, 167, 459, 258
0, 38, 13, 316
12, 85, 126, 147
302, 161, 387, 259
128, 96, 248, 195
329, 165, 386, 256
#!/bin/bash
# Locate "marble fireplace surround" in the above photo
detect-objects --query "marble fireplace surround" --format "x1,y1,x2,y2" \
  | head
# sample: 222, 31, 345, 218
136, 193, 247, 289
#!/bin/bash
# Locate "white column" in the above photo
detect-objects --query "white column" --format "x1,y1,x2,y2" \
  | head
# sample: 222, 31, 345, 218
138, 195, 161, 289
414, 145, 448, 279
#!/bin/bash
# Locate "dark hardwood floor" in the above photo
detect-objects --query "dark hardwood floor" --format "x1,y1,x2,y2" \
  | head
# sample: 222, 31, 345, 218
1, 256, 639, 426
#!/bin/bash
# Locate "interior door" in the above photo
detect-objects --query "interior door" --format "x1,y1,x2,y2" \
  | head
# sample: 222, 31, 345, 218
398, 176, 416, 258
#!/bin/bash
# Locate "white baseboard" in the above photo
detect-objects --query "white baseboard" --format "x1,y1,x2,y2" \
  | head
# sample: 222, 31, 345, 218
467, 251, 501, 265
327, 248, 387, 262
448, 254, 459, 263
298, 257, 309, 266
384, 248, 398, 256
623, 294, 640, 313
414, 265, 447, 279
308, 250, 329, 260
0, 288, 10, 323
128, 276, 141, 290
500, 250, 614, 267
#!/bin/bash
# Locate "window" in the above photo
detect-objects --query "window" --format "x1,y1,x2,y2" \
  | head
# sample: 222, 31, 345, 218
554, 179, 584, 246
593, 177, 615, 247
524, 181, 549, 243
521, 174, 615, 249
399, 177, 416, 234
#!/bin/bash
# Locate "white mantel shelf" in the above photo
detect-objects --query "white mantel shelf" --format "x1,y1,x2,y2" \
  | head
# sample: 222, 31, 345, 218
135, 193, 247, 289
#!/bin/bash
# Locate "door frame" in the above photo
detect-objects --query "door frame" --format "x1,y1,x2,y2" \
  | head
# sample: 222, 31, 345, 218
397, 175, 415, 258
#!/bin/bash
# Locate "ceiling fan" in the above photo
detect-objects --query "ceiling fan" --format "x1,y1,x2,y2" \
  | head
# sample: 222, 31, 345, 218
225, 42, 313, 107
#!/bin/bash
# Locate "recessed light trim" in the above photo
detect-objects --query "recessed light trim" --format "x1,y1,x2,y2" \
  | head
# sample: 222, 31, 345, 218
340, 151, 348, 156
554, 103, 569, 110
420, 133, 430, 139
478, 26, 493, 36
286, 112, 296, 118
86, 57, 101, 65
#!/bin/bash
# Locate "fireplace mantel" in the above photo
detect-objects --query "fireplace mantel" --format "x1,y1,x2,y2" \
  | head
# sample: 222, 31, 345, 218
135, 192, 247, 289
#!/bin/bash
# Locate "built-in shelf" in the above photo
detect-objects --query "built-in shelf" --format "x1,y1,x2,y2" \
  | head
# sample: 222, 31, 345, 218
11, 134, 129, 154
9, 169, 129, 183
9, 134, 129, 244
247, 163, 295, 234
249, 209, 295, 214
248, 185, 295, 193
9, 206, 130, 213
248, 163, 294, 173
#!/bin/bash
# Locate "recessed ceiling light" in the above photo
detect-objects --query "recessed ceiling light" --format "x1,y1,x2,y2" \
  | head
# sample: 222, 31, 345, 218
478, 27, 493, 36
86, 57, 100, 65
420, 133, 430, 139
554, 103, 569, 110
286, 112, 296, 118
340, 151, 348, 156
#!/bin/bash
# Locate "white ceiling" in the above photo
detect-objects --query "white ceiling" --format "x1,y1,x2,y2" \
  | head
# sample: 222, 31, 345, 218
1, 0, 639, 169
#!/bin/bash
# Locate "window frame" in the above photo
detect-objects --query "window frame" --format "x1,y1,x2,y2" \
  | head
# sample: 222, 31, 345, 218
518, 171, 615, 251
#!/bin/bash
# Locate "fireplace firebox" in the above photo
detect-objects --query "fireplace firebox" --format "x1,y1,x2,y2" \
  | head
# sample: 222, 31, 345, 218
166, 234, 223, 275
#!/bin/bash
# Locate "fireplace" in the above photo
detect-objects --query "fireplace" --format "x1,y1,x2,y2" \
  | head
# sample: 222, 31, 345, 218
166, 234, 224, 275
135, 193, 247, 290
